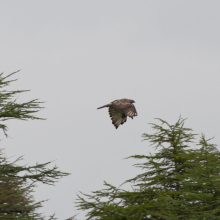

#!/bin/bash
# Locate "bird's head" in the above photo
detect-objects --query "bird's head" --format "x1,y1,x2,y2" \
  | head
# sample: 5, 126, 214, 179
123, 98, 135, 103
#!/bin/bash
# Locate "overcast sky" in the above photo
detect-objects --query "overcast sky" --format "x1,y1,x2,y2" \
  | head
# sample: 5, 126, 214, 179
1, 1, 220, 219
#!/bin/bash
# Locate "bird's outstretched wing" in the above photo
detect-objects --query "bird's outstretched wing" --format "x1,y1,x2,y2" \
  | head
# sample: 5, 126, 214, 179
108, 106, 127, 129
112, 102, 137, 119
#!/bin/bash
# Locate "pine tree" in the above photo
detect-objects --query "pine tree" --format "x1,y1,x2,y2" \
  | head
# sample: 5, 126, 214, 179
76, 118, 220, 220
182, 135, 220, 219
0, 71, 74, 220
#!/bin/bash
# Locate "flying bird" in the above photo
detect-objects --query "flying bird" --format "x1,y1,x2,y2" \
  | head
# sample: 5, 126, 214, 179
97, 98, 137, 129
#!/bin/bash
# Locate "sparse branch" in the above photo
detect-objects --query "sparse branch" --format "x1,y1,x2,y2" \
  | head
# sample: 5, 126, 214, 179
0, 71, 44, 136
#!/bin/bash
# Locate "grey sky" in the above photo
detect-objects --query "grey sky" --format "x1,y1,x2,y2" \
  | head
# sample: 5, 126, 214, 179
1, 1, 220, 219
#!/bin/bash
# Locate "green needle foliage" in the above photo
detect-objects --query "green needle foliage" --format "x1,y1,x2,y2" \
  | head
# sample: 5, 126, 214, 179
0, 71, 74, 220
0, 70, 43, 137
75, 118, 220, 220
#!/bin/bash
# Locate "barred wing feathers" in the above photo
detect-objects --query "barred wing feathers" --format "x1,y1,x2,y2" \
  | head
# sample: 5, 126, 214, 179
112, 103, 137, 119
108, 106, 127, 129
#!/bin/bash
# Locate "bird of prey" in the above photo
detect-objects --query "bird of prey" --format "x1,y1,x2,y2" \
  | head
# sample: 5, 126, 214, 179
97, 98, 137, 129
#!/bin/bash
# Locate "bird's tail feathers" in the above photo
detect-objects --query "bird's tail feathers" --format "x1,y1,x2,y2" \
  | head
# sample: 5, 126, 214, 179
97, 104, 110, 109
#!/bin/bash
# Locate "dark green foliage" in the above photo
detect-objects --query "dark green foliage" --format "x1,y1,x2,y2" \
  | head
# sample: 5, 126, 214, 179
0, 71, 74, 219
0, 150, 71, 219
0, 70, 44, 136
76, 118, 220, 220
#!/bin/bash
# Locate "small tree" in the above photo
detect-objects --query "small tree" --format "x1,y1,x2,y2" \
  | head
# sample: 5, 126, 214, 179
0, 71, 74, 219
76, 118, 220, 220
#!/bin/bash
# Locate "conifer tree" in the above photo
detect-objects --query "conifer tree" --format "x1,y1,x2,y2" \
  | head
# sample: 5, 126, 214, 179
76, 118, 220, 220
0, 71, 74, 219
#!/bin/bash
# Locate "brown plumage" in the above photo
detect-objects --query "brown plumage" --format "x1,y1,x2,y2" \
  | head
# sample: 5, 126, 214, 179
97, 98, 137, 129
